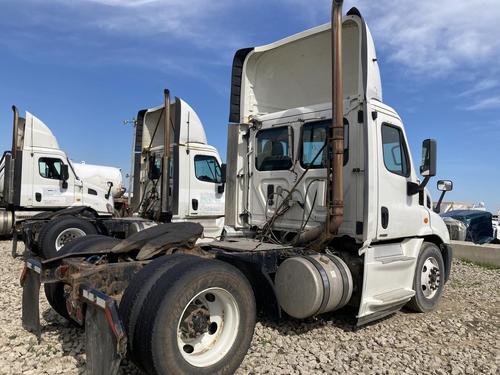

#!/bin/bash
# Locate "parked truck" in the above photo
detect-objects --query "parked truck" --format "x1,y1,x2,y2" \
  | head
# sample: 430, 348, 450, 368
0, 107, 121, 243
21, 2, 453, 374
14, 94, 225, 258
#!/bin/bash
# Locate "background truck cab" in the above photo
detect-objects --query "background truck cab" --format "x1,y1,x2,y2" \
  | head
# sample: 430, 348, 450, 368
131, 97, 225, 240
0, 107, 116, 236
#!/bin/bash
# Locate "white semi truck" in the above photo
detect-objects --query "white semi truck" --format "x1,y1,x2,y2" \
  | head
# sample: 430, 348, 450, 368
20, 2, 453, 375
0, 107, 121, 240
15, 93, 225, 258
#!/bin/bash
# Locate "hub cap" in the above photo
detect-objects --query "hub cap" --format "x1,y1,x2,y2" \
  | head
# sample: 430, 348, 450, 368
55, 228, 86, 251
177, 287, 239, 367
421, 256, 441, 299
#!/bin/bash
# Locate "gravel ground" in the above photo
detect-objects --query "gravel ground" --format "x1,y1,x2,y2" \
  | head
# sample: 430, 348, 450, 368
0, 240, 498, 374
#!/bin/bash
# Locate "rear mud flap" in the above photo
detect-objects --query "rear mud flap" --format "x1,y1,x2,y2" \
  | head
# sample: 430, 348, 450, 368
83, 288, 127, 375
21, 261, 42, 339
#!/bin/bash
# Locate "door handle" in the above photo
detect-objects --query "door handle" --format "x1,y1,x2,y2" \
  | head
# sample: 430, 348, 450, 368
267, 184, 275, 206
381, 206, 389, 229
35, 193, 42, 202
192, 199, 198, 211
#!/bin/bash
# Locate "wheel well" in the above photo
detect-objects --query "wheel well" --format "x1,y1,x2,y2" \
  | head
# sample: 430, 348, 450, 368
214, 255, 281, 319
421, 235, 452, 283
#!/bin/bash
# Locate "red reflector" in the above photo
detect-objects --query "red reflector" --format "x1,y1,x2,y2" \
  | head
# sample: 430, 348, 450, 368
19, 265, 28, 287
105, 304, 119, 338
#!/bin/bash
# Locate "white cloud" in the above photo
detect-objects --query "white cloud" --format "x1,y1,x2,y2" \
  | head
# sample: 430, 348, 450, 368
279, 0, 500, 76
86, 0, 159, 6
458, 79, 499, 97
359, 0, 500, 76
279, 0, 500, 112
465, 97, 500, 111
61, 0, 245, 50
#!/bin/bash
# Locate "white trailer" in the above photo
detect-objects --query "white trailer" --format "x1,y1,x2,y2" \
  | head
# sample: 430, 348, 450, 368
17, 93, 225, 258
20, 2, 453, 375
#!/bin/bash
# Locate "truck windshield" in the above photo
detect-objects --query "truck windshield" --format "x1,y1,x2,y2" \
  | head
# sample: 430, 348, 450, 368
255, 127, 292, 171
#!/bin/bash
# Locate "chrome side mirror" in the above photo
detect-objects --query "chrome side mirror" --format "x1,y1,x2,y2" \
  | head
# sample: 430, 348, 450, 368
437, 180, 453, 192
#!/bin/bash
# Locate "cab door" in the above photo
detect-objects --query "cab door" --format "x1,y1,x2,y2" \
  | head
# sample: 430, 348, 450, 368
32, 155, 75, 208
187, 150, 225, 237
375, 111, 421, 240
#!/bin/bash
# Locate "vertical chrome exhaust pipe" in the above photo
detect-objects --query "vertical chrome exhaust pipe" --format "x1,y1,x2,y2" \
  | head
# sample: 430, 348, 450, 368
326, 0, 344, 237
11, 105, 19, 156
160, 89, 172, 220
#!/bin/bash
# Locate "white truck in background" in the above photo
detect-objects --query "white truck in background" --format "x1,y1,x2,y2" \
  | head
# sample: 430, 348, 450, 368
0, 107, 122, 240
21, 2, 454, 375
16, 93, 225, 258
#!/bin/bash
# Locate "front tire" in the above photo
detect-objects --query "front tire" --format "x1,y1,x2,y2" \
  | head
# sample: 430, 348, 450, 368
406, 242, 445, 313
134, 259, 256, 375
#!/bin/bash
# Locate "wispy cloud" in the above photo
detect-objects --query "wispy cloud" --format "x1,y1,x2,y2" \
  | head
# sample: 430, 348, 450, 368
282, 1, 500, 74
458, 79, 499, 97
55, 0, 245, 50
465, 97, 500, 111
0, 0, 248, 93
359, 1, 500, 76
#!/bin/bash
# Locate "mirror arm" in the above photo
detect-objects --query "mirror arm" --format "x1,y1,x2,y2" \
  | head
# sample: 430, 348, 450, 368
407, 176, 430, 196
434, 190, 446, 213
105, 182, 113, 200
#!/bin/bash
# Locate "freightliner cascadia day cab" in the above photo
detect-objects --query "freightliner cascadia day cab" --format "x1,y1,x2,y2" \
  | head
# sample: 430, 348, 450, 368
17, 93, 225, 258
0, 107, 122, 242
20, 2, 453, 375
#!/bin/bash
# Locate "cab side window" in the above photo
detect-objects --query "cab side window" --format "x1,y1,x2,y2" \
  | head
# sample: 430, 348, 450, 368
256, 127, 292, 171
381, 124, 410, 177
194, 155, 222, 183
39, 158, 63, 180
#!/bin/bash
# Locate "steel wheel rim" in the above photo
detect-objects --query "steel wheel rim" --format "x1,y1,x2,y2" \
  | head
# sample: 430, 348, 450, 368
421, 256, 441, 299
55, 228, 86, 251
177, 287, 240, 367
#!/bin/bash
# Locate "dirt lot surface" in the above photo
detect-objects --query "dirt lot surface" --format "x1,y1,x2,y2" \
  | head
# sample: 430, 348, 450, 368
0, 240, 498, 374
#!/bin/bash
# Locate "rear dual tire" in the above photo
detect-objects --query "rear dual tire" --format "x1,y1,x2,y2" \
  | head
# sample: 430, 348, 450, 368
38, 216, 98, 259
121, 256, 256, 375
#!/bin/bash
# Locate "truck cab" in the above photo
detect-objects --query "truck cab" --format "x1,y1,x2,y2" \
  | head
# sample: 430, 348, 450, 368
131, 97, 225, 240
0, 108, 115, 234
225, 8, 451, 321
18, 4, 455, 375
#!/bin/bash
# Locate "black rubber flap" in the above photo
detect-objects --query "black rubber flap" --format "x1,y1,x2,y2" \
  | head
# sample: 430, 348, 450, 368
85, 304, 121, 375
111, 222, 203, 260
22, 269, 41, 339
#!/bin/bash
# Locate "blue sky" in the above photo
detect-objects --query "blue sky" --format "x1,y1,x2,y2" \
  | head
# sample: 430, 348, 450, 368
1, 0, 499, 212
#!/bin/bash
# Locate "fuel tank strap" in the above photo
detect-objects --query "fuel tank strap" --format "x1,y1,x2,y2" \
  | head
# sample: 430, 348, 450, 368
303, 255, 330, 316
325, 254, 350, 308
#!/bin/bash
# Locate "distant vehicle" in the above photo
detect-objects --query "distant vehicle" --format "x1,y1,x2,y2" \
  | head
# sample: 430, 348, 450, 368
15, 94, 225, 257
441, 210, 494, 244
0, 107, 121, 241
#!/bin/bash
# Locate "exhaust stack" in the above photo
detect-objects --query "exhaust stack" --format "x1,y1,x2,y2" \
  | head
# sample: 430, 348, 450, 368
326, 0, 344, 237
11, 106, 19, 155
160, 89, 172, 221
